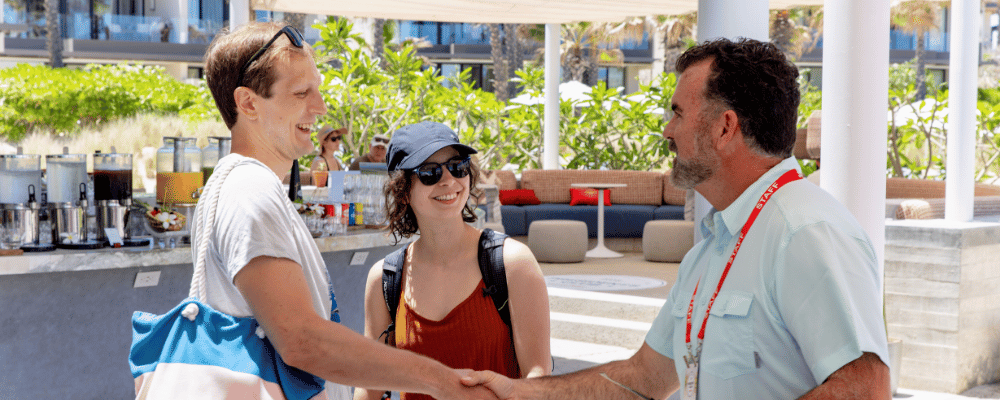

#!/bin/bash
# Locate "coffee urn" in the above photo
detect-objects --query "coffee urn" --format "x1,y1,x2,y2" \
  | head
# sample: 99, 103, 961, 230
0, 148, 50, 251
94, 149, 146, 247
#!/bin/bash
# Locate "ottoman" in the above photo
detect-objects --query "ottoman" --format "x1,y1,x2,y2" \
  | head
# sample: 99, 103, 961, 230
643, 220, 695, 262
528, 220, 587, 263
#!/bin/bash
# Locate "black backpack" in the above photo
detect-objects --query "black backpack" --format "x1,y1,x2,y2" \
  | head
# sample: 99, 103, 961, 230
379, 228, 511, 346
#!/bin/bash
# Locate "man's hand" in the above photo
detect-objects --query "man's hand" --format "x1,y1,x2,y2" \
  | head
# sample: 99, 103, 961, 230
461, 370, 517, 400
435, 371, 501, 400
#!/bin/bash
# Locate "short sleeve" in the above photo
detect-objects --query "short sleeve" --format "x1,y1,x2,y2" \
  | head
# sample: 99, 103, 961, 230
774, 221, 888, 383
214, 162, 303, 282
645, 289, 679, 359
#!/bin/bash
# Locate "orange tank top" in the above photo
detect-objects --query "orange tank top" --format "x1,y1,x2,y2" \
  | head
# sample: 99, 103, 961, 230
395, 279, 519, 400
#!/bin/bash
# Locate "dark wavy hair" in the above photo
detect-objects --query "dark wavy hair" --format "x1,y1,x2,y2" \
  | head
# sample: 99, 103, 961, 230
384, 155, 482, 244
675, 38, 800, 158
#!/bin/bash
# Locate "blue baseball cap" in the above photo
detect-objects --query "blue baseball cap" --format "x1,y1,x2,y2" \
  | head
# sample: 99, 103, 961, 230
386, 122, 477, 172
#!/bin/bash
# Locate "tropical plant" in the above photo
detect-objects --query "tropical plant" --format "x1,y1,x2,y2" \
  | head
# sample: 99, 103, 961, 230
891, 0, 943, 100
644, 13, 697, 75
769, 6, 824, 62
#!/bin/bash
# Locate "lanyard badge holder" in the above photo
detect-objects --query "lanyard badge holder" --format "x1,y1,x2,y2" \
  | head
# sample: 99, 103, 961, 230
680, 170, 801, 400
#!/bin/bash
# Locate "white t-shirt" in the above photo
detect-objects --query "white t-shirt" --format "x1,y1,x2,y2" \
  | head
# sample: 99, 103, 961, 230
190, 154, 333, 320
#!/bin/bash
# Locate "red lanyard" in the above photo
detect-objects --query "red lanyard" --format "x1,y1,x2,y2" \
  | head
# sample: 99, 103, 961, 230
685, 169, 802, 347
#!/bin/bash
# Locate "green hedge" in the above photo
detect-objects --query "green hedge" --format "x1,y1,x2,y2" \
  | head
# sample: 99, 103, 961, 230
0, 63, 216, 142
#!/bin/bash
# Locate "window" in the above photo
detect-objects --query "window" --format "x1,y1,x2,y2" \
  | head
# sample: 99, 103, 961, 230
597, 67, 625, 90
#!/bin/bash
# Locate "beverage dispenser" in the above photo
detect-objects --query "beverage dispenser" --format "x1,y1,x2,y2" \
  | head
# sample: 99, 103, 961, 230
46, 149, 100, 249
0, 148, 50, 251
201, 136, 232, 184
94, 149, 145, 246
156, 136, 202, 205
155, 137, 201, 232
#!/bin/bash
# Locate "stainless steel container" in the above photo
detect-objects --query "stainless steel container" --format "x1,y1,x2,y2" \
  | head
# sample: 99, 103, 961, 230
96, 199, 132, 242
50, 202, 88, 244
1, 202, 41, 246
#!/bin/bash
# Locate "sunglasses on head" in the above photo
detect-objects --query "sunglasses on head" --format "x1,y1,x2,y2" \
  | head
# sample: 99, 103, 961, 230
413, 156, 471, 186
237, 26, 304, 86
373, 137, 389, 145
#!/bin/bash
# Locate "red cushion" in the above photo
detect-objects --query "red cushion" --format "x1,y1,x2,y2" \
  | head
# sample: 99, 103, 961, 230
499, 189, 541, 205
569, 188, 612, 206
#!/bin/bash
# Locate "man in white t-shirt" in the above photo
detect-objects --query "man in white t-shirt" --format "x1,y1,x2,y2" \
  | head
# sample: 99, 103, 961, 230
463, 38, 889, 399
199, 22, 496, 400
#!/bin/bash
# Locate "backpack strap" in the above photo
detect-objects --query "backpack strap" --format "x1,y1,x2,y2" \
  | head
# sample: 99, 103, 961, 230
478, 228, 511, 327
379, 245, 407, 345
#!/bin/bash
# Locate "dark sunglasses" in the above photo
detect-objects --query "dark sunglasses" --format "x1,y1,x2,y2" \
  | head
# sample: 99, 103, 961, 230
237, 26, 304, 86
413, 156, 471, 186
373, 137, 390, 145
328, 135, 342, 142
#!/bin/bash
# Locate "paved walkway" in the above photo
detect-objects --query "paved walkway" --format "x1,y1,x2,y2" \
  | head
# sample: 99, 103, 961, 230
537, 252, 1000, 399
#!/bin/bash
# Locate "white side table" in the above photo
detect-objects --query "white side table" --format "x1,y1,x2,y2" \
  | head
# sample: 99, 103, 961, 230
570, 183, 627, 258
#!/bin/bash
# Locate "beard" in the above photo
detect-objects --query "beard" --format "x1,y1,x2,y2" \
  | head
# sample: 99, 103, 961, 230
670, 153, 715, 190
669, 125, 719, 190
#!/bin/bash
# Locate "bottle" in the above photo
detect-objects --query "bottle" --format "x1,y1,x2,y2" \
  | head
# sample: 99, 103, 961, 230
289, 160, 302, 202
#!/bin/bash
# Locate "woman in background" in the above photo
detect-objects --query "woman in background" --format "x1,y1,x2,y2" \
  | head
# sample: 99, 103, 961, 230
311, 125, 346, 172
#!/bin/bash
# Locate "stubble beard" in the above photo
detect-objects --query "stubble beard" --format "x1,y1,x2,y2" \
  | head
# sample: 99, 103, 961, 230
669, 126, 718, 190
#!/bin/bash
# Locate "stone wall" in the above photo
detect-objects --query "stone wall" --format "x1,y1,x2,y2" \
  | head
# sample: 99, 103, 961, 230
885, 220, 1000, 393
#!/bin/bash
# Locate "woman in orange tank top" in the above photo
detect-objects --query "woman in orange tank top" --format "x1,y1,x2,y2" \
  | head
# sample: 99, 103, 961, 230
355, 122, 552, 400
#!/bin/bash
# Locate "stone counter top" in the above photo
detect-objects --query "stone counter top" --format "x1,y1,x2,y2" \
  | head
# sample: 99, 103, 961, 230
0, 229, 407, 276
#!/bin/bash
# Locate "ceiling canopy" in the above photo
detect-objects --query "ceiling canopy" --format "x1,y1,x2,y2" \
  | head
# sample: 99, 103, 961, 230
253, 0, 824, 24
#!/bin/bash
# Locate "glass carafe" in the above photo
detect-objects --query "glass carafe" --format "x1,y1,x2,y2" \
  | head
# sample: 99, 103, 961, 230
0, 153, 42, 205
201, 136, 232, 184
94, 152, 133, 202
155, 137, 202, 205
46, 152, 89, 204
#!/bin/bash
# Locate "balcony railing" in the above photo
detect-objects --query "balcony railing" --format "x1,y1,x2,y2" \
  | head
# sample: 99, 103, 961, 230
2, 11, 225, 45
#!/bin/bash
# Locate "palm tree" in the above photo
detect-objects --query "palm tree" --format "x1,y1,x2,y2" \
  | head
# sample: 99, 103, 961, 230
891, 0, 943, 99
769, 7, 824, 62
45, 0, 62, 67
557, 21, 647, 85
373, 18, 387, 69
503, 24, 524, 96
648, 13, 697, 74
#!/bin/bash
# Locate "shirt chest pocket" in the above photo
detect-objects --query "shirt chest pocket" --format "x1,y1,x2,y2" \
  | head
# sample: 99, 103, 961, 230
672, 290, 756, 380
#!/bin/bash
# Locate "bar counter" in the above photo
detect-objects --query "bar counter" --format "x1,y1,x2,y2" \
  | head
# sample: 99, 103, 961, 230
0, 228, 410, 399
0, 229, 403, 275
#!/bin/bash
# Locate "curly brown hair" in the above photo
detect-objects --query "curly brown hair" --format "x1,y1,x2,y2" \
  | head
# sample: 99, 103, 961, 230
384, 156, 482, 244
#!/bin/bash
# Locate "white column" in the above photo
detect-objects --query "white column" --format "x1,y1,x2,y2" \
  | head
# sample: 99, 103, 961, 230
821, 1, 890, 279
697, 0, 768, 42
691, 0, 768, 244
543, 23, 560, 170
178, 0, 188, 44
229, 0, 250, 30
945, 0, 981, 222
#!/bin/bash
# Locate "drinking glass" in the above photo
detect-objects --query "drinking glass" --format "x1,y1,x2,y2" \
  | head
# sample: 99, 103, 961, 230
2, 226, 25, 250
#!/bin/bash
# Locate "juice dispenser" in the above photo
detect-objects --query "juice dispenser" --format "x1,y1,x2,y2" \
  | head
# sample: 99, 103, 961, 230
156, 137, 201, 235
156, 137, 202, 206
201, 136, 232, 184
0, 148, 50, 251
94, 149, 145, 246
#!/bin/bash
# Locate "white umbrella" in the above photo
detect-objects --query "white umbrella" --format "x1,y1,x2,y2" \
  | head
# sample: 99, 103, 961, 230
508, 81, 593, 105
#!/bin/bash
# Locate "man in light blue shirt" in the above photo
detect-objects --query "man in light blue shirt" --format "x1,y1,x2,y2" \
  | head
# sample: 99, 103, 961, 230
463, 38, 890, 399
